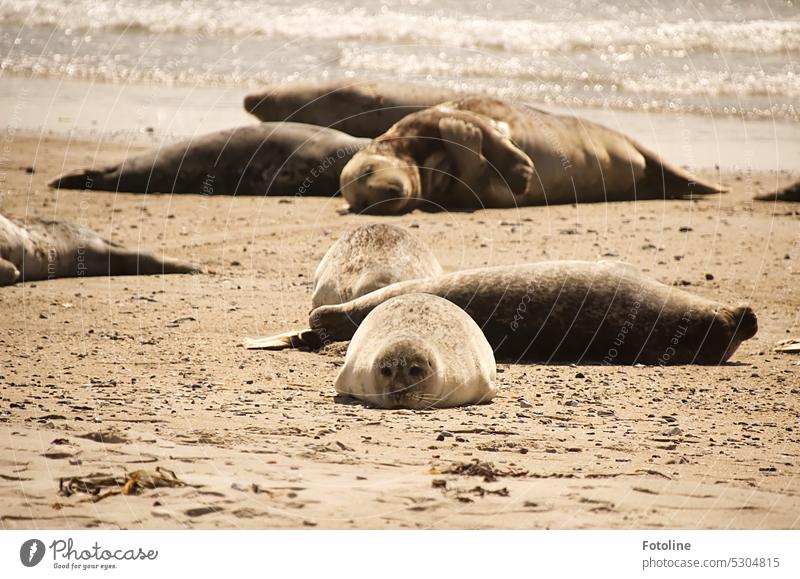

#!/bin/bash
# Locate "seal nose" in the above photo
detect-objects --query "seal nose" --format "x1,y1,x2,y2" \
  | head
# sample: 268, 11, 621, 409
376, 354, 433, 395
243, 94, 260, 114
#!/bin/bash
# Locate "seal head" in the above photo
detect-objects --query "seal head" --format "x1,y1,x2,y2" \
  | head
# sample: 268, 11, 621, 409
334, 293, 497, 408
339, 152, 421, 214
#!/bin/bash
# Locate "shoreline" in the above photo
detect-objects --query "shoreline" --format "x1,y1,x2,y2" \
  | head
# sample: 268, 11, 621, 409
1, 75, 799, 172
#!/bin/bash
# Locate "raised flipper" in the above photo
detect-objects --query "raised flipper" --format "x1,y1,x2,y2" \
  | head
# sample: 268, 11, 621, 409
244, 329, 323, 350
438, 117, 487, 180
0, 257, 21, 286
437, 116, 534, 207
439, 115, 534, 196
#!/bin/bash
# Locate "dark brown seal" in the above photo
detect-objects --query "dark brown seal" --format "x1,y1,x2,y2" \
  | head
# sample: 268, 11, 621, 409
244, 80, 463, 138
340, 96, 727, 213
754, 180, 800, 202
49, 123, 368, 196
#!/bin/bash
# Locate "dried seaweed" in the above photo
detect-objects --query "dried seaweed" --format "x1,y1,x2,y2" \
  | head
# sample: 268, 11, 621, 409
440, 459, 528, 482
58, 466, 186, 500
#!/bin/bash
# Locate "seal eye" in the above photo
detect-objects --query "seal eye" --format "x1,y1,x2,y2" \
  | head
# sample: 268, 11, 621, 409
408, 365, 423, 378
380, 367, 392, 377
359, 165, 374, 180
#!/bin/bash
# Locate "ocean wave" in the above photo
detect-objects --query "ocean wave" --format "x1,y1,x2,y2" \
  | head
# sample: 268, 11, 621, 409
2, 0, 799, 54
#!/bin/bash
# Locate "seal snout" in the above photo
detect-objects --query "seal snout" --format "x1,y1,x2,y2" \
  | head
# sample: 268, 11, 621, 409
733, 305, 758, 341
243, 94, 261, 114
373, 342, 436, 406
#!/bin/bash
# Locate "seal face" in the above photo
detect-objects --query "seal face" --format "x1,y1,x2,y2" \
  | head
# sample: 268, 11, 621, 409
311, 261, 757, 365
312, 223, 442, 308
0, 213, 199, 286
339, 96, 726, 213
49, 123, 369, 196
334, 293, 497, 409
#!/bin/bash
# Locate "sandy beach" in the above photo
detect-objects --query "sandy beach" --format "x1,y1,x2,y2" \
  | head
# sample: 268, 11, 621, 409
1, 132, 798, 529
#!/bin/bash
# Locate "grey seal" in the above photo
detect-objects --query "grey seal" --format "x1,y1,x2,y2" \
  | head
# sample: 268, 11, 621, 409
754, 180, 800, 202
244, 80, 463, 138
49, 123, 369, 196
0, 214, 199, 286
309, 261, 757, 365
340, 97, 727, 213
245, 223, 442, 349
335, 293, 496, 409
311, 223, 443, 308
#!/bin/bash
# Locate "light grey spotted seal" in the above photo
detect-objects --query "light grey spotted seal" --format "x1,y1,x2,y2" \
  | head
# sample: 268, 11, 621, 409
245, 223, 442, 350
0, 214, 199, 286
335, 293, 497, 409
311, 223, 443, 308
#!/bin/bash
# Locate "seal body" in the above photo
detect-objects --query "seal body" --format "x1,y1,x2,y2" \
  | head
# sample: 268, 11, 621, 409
49, 123, 368, 196
244, 80, 463, 138
312, 223, 443, 308
755, 180, 800, 202
340, 97, 726, 213
311, 261, 757, 365
334, 293, 497, 409
0, 214, 199, 286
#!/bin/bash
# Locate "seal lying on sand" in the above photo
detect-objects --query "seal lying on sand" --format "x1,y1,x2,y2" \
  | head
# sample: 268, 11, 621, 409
308, 261, 757, 365
340, 97, 727, 213
245, 223, 442, 349
335, 293, 497, 409
50, 123, 368, 196
311, 223, 442, 308
754, 180, 800, 202
0, 214, 199, 286
244, 80, 463, 138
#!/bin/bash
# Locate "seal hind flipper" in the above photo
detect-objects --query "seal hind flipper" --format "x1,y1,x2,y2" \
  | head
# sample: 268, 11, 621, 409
106, 247, 201, 277
48, 166, 121, 191
754, 181, 800, 202
634, 141, 728, 199
244, 329, 322, 350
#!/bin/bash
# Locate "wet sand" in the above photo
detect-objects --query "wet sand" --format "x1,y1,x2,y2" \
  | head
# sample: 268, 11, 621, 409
1, 134, 799, 529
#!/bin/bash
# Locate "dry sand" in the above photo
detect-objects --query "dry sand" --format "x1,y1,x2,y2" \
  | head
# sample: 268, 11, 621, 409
1, 134, 799, 529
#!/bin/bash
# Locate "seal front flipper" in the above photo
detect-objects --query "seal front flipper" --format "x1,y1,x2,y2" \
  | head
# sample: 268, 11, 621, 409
244, 329, 322, 350
437, 117, 486, 176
